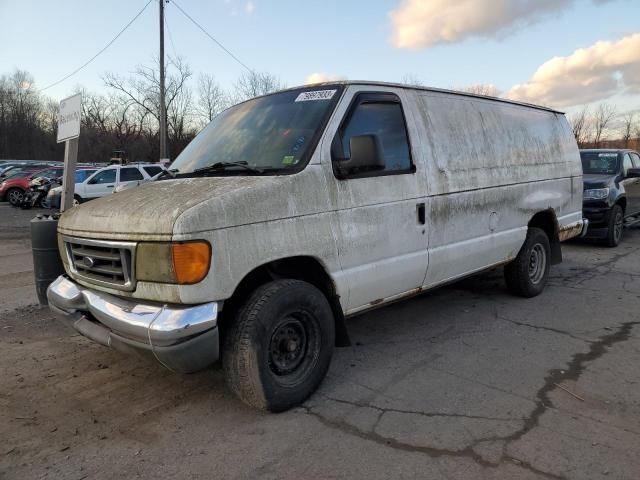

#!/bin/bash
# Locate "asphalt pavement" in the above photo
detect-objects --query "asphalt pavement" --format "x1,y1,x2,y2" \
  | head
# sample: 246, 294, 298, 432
1, 202, 639, 479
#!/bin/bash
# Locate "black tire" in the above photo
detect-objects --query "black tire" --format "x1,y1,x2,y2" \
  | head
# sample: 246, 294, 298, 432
73, 194, 83, 207
604, 204, 624, 248
504, 227, 551, 298
6, 188, 24, 207
223, 279, 335, 412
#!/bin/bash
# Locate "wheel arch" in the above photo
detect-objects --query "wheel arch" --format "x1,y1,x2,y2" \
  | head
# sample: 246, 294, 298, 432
528, 209, 562, 265
615, 196, 626, 213
220, 256, 350, 347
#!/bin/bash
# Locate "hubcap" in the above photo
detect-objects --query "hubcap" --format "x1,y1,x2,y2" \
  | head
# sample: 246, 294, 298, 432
528, 243, 546, 285
8, 190, 22, 204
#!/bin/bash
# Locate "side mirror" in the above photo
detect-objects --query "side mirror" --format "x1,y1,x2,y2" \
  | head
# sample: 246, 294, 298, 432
336, 134, 385, 175
626, 168, 640, 179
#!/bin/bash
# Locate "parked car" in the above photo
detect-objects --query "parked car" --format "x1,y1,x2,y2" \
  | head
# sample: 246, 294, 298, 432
112, 164, 167, 193
71, 163, 166, 205
0, 166, 64, 206
0, 163, 54, 181
580, 149, 640, 247
48, 82, 586, 412
45, 168, 98, 209
0, 160, 60, 174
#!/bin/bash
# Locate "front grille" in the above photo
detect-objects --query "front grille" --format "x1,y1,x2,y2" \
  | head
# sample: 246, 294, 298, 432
63, 237, 136, 291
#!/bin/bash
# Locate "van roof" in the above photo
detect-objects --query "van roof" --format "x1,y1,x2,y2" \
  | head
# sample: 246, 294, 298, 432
282, 80, 564, 115
580, 148, 637, 154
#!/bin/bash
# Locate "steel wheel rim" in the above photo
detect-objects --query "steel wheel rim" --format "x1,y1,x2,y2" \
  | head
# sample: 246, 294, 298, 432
614, 211, 623, 242
268, 312, 320, 386
528, 243, 546, 285
72, 198, 79, 207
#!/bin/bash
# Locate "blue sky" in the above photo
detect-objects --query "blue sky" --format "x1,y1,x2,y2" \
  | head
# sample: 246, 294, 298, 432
1, 0, 639, 113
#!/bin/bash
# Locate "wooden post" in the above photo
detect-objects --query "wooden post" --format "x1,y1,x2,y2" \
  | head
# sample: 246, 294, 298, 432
60, 137, 79, 212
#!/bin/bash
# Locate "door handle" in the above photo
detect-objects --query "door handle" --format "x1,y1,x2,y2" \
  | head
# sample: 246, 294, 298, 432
106, 185, 114, 188
417, 202, 426, 225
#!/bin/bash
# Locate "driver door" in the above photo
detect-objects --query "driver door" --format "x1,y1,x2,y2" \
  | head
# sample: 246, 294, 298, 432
627, 152, 640, 216
85, 168, 117, 198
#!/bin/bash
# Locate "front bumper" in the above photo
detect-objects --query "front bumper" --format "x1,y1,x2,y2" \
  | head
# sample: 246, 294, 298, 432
47, 276, 220, 373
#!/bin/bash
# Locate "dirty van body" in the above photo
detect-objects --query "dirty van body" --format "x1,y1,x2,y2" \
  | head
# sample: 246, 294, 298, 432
48, 82, 586, 411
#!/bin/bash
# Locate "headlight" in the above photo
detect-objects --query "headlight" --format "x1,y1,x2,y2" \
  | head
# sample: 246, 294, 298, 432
583, 188, 609, 200
136, 241, 211, 284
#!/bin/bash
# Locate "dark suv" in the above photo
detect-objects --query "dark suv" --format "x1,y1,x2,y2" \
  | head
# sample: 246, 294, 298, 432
581, 149, 640, 246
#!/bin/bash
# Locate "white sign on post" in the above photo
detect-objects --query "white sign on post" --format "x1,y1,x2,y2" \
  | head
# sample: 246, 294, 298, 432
57, 93, 82, 143
57, 93, 81, 212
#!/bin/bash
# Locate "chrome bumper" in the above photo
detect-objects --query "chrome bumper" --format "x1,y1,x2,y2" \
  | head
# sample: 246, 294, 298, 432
47, 275, 219, 373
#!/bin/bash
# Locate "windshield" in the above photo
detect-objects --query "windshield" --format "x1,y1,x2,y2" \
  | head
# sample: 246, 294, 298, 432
580, 152, 619, 174
171, 86, 343, 175
75, 170, 96, 182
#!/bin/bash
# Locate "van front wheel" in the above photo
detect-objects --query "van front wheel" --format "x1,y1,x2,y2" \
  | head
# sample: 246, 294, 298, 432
223, 279, 335, 412
504, 227, 551, 298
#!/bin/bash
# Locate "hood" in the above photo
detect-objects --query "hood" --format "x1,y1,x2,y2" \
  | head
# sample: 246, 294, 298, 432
0, 176, 29, 188
58, 167, 331, 241
583, 173, 615, 189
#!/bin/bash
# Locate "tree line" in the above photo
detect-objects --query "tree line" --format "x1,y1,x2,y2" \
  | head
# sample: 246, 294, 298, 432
1, 63, 638, 164
569, 104, 640, 150
0, 58, 284, 163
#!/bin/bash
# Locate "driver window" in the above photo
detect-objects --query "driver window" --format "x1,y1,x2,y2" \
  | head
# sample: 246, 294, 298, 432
90, 169, 116, 184
623, 154, 633, 176
340, 100, 412, 174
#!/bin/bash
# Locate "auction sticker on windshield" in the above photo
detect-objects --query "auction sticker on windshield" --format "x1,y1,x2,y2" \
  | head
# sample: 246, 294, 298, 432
295, 90, 337, 102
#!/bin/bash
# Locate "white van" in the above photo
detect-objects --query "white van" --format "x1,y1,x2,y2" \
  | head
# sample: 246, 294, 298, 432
48, 82, 586, 411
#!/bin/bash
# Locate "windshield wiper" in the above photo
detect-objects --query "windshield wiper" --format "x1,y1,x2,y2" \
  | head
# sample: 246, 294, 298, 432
156, 168, 179, 180
193, 161, 264, 175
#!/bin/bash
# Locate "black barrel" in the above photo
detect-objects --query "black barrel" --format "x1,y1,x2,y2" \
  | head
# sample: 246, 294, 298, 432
31, 215, 64, 305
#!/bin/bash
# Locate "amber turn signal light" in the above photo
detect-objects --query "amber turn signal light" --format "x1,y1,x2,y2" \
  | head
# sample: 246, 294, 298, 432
171, 241, 211, 284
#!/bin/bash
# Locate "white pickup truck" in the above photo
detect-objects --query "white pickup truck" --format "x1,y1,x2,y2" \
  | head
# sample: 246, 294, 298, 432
48, 82, 586, 411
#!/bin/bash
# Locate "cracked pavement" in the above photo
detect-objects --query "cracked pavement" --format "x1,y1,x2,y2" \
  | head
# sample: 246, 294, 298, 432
1, 204, 639, 479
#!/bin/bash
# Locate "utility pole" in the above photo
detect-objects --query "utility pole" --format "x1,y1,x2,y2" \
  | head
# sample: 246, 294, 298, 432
159, 0, 168, 163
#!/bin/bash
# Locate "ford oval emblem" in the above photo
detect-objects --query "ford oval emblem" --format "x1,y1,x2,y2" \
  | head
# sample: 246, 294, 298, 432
83, 256, 96, 268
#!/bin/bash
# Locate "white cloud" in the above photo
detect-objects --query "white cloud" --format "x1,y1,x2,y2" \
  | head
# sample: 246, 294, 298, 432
304, 73, 347, 85
389, 0, 610, 49
245, 1, 255, 14
507, 33, 640, 108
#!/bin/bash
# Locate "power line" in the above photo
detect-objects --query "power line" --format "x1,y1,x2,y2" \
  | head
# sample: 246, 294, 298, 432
170, 0, 253, 74
39, 0, 154, 92
164, 5, 178, 59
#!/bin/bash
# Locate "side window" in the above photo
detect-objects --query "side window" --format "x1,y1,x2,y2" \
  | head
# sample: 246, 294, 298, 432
143, 166, 163, 177
334, 93, 412, 177
36, 169, 54, 178
90, 169, 116, 185
120, 167, 144, 182
623, 154, 633, 176
631, 153, 640, 168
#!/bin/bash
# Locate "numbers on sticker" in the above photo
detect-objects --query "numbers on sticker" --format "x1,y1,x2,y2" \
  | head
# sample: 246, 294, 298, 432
295, 90, 337, 102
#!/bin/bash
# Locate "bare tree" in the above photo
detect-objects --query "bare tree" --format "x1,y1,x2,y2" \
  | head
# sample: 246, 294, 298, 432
233, 71, 285, 102
620, 112, 636, 148
592, 103, 617, 147
103, 56, 196, 158
197, 73, 227, 126
460, 84, 501, 97
401, 74, 424, 87
569, 106, 590, 147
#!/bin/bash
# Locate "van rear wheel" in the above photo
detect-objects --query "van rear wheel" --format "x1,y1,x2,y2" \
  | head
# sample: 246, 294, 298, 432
504, 227, 551, 298
222, 279, 335, 412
